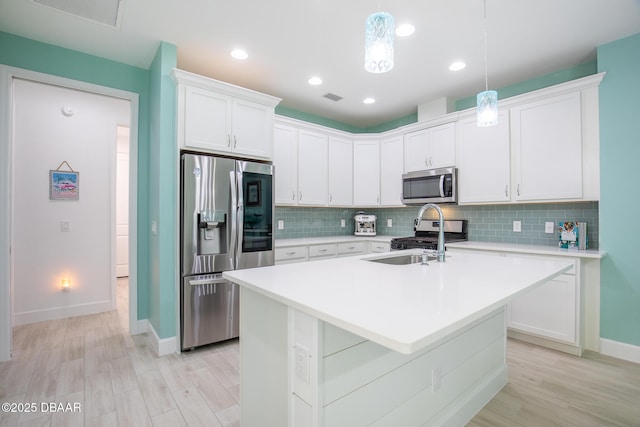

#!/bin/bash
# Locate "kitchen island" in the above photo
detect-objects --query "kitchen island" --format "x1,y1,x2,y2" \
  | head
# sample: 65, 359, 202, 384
223, 249, 574, 426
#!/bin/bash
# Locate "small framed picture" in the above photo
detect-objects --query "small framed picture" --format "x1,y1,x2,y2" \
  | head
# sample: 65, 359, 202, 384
50, 170, 79, 200
246, 181, 261, 206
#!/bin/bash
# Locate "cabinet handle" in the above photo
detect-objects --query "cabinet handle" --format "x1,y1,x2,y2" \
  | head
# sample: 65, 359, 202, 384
286, 251, 296, 256
330, 193, 333, 202
348, 246, 355, 250
429, 157, 433, 166
425, 157, 429, 166
505, 185, 508, 197
377, 195, 380, 203
234, 135, 237, 148
292, 191, 295, 201
319, 249, 327, 253
227, 134, 231, 147
517, 184, 520, 196
299, 191, 302, 201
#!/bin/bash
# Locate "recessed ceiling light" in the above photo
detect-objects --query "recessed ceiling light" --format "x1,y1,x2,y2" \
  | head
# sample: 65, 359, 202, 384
396, 23, 415, 37
449, 61, 466, 71
230, 48, 248, 60
308, 76, 323, 85
363, 97, 376, 105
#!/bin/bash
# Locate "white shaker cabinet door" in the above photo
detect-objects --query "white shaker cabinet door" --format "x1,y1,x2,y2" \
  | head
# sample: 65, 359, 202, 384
297, 130, 328, 205
511, 91, 582, 201
232, 98, 273, 159
380, 136, 404, 206
353, 140, 380, 206
457, 111, 511, 204
183, 85, 232, 152
403, 129, 428, 173
427, 122, 456, 169
328, 137, 353, 206
273, 124, 298, 205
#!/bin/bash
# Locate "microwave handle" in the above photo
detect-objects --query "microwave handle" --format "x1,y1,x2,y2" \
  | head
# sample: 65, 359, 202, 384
439, 174, 445, 198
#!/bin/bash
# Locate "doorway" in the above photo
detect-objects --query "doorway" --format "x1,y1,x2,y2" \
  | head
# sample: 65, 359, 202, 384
0, 66, 139, 361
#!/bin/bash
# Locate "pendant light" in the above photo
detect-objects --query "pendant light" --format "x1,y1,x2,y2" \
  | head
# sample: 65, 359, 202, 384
365, 11, 395, 73
477, 0, 498, 127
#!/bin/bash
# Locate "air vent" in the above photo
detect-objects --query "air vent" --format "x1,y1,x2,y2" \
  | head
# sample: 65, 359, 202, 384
33, 0, 123, 27
323, 93, 343, 102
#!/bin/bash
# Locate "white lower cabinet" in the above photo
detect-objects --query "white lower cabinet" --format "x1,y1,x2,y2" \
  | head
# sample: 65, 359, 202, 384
450, 248, 582, 355
275, 239, 389, 265
369, 241, 390, 253
308, 244, 338, 261
507, 271, 577, 344
337, 241, 367, 257
275, 246, 308, 264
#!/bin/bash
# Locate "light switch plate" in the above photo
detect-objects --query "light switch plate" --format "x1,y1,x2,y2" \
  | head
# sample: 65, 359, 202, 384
278, 220, 284, 230
340, 219, 346, 227
513, 221, 522, 232
387, 219, 392, 227
545, 221, 555, 234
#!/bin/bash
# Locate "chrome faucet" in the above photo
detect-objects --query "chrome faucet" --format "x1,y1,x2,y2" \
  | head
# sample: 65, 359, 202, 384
415, 203, 446, 262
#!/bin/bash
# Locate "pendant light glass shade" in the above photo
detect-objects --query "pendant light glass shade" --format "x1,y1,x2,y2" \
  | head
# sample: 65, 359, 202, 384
365, 12, 395, 73
477, 90, 498, 127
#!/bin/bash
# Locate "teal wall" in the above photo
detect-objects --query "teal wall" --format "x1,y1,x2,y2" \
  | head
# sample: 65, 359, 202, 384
0, 31, 153, 322
597, 33, 640, 346
148, 43, 178, 338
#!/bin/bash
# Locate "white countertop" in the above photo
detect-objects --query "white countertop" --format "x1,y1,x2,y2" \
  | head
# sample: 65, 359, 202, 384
223, 249, 573, 354
447, 241, 607, 259
275, 235, 393, 247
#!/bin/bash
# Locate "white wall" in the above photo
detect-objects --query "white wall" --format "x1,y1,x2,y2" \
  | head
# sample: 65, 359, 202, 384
12, 78, 130, 324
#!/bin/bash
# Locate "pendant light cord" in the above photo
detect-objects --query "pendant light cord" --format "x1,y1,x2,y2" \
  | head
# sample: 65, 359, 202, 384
483, 0, 489, 92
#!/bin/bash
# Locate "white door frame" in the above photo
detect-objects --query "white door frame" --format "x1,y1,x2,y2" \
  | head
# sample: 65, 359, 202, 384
0, 65, 140, 361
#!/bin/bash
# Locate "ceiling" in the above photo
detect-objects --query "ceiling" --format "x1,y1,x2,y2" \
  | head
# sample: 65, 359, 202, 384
2, 0, 640, 128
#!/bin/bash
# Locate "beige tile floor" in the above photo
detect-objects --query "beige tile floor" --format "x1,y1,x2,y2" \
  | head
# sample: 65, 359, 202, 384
0, 279, 239, 427
1, 278, 639, 426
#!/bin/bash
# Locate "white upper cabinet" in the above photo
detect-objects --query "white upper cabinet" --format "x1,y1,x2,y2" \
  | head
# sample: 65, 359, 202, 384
457, 111, 511, 204
174, 69, 280, 160
297, 129, 328, 205
328, 137, 353, 206
404, 122, 456, 172
511, 91, 583, 201
353, 140, 380, 206
380, 136, 404, 206
273, 124, 298, 205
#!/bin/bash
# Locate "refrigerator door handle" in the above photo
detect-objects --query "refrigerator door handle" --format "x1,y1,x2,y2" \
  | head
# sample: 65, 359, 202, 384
229, 170, 238, 270
235, 166, 244, 269
188, 277, 227, 286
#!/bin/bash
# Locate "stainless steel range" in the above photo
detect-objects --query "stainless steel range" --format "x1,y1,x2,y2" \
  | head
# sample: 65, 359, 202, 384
390, 219, 468, 250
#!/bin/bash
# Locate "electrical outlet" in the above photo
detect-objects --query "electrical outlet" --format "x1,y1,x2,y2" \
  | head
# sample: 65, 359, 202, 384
545, 221, 555, 234
387, 218, 393, 227
513, 221, 522, 232
278, 220, 284, 230
294, 345, 310, 383
340, 219, 346, 227
60, 221, 70, 232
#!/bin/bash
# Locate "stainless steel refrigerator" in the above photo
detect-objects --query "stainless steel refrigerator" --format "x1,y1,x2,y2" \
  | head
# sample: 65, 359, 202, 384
180, 153, 274, 350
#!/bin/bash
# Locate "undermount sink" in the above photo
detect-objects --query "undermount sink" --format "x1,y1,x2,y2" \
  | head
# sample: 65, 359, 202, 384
366, 253, 436, 265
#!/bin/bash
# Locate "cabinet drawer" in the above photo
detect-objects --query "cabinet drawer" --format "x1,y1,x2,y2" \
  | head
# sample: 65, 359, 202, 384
275, 246, 308, 264
337, 242, 367, 257
309, 244, 338, 259
369, 242, 390, 253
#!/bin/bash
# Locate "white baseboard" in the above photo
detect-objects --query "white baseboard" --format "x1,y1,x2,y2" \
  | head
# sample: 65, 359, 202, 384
600, 338, 640, 364
146, 320, 177, 357
13, 301, 112, 325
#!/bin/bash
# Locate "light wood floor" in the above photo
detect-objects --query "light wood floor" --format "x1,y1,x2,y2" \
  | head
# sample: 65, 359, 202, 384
1, 279, 639, 426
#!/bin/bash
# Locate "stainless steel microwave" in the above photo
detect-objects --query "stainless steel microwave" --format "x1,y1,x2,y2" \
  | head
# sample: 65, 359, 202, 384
401, 167, 457, 205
